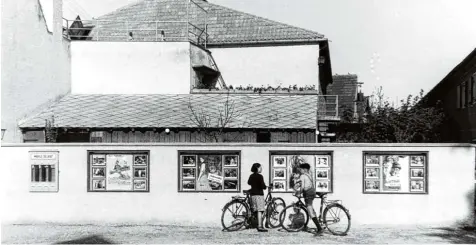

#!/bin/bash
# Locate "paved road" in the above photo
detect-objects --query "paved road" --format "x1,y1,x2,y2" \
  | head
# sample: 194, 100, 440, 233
2, 223, 476, 244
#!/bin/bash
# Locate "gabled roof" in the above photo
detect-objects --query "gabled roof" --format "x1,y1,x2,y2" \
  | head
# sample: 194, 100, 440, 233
327, 74, 359, 116
19, 94, 318, 129
89, 0, 325, 46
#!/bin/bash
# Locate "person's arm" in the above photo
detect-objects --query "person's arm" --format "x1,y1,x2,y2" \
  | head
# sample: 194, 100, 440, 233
248, 174, 253, 186
260, 174, 267, 190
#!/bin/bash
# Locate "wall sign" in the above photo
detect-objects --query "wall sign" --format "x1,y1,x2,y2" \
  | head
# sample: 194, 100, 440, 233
30, 151, 59, 192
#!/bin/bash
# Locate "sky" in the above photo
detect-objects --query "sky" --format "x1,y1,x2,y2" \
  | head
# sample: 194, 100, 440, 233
57, 0, 476, 102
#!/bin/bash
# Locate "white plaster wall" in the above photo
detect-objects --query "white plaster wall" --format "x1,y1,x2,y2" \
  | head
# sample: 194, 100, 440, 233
209, 45, 320, 88
1, 144, 474, 227
1, 0, 71, 143
71, 42, 191, 94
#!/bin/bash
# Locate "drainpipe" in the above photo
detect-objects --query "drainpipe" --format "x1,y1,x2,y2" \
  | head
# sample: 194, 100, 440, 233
53, 0, 63, 43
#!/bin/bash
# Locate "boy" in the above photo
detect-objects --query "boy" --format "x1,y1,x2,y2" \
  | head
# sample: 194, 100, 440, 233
295, 163, 323, 235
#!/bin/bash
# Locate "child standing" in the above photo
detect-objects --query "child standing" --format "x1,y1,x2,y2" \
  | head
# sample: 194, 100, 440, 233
295, 163, 323, 235
247, 163, 268, 232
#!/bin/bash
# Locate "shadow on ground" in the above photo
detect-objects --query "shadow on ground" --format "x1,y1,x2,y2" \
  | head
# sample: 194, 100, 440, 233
54, 235, 115, 244
425, 227, 476, 244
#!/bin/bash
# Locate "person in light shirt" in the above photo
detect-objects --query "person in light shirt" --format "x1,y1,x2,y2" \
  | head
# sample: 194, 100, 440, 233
294, 163, 323, 235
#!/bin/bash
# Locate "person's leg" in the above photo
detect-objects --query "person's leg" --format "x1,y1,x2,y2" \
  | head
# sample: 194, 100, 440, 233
256, 196, 267, 232
305, 198, 323, 234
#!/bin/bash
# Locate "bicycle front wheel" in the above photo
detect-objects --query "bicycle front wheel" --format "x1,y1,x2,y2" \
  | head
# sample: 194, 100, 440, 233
279, 204, 309, 232
267, 197, 286, 228
322, 203, 351, 236
221, 200, 249, 232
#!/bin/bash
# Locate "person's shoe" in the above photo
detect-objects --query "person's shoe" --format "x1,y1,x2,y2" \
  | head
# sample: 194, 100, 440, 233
264, 222, 270, 229
257, 227, 268, 232
314, 228, 324, 236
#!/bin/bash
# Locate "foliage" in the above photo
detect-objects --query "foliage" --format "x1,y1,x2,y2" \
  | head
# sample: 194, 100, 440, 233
193, 84, 317, 93
336, 87, 446, 143
45, 115, 58, 143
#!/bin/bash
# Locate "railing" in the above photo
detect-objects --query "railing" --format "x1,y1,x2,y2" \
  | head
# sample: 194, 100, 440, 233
317, 95, 339, 119
62, 0, 208, 47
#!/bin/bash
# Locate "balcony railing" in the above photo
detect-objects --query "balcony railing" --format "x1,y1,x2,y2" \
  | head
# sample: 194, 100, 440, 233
317, 95, 339, 120
62, 0, 209, 47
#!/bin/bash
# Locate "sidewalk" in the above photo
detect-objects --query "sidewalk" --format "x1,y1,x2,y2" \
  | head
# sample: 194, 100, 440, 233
2, 223, 476, 244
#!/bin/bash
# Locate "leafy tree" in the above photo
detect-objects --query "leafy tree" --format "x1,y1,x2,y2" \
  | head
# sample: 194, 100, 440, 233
45, 115, 58, 143
336, 87, 446, 143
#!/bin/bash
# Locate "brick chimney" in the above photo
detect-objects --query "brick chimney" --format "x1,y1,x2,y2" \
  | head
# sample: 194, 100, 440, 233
53, 0, 63, 42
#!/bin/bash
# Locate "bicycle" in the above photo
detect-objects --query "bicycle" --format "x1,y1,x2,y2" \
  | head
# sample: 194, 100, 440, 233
279, 192, 351, 236
221, 186, 286, 231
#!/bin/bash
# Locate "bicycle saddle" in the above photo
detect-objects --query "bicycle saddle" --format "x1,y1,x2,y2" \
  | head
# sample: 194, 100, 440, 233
316, 192, 327, 198
242, 190, 250, 195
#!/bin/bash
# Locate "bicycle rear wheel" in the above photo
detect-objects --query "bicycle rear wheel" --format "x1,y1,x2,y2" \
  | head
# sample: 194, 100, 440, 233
322, 203, 351, 236
279, 204, 309, 232
221, 200, 249, 231
267, 197, 286, 228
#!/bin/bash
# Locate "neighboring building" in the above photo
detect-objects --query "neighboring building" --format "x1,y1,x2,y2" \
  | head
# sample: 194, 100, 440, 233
17, 0, 362, 143
1, 0, 71, 143
421, 48, 476, 143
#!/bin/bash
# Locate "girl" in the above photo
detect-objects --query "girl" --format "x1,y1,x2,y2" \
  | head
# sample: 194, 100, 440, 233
247, 163, 268, 232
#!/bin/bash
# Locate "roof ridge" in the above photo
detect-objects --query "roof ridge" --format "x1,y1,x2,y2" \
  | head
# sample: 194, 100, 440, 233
203, 1, 324, 39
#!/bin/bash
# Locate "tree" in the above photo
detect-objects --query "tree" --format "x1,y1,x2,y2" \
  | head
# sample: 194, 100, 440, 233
187, 93, 250, 142
336, 87, 446, 143
45, 115, 58, 143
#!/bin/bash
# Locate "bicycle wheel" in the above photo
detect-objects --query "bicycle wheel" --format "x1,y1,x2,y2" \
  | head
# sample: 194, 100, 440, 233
267, 198, 286, 228
221, 200, 250, 231
322, 203, 351, 236
279, 204, 309, 232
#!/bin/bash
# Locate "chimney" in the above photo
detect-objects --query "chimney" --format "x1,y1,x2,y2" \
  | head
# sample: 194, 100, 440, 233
53, 0, 63, 42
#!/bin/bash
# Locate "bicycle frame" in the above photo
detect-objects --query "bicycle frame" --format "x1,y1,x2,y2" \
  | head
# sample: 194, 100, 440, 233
291, 194, 343, 222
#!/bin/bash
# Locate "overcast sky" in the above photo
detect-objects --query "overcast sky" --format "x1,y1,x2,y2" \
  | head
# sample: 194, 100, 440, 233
62, 0, 476, 102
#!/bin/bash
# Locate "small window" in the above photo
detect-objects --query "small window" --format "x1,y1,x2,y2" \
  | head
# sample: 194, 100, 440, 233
363, 152, 428, 194
462, 82, 466, 108
269, 151, 333, 193
257, 131, 271, 143
472, 74, 476, 103
90, 131, 104, 143
178, 151, 241, 192
30, 151, 59, 192
87, 151, 150, 192
457, 85, 461, 108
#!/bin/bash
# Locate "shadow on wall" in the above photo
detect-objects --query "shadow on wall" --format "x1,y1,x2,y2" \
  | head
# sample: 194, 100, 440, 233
54, 235, 115, 244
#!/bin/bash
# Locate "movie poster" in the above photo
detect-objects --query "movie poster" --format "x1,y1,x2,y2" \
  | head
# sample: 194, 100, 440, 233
382, 155, 409, 192
287, 155, 315, 192
106, 154, 133, 191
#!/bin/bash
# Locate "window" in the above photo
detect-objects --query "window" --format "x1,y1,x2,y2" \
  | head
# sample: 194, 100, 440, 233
30, 151, 59, 192
462, 82, 466, 108
257, 131, 271, 143
269, 151, 333, 193
472, 74, 476, 103
90, 131, 104, 143
457, 85, 461, 108
178, 151, 240, 192
363, 152, 428, 194
87, 151, 150, 192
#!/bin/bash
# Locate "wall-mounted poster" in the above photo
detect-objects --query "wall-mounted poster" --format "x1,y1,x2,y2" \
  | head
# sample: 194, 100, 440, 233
106, 154, 133, 191
363, 152, 427, 194
178, 151, 240, 192
88, 151, 150, 192
270, 152, 333, 193
316, 181, 329, 192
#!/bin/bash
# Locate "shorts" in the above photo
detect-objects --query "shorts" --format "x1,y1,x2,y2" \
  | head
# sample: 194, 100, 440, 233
251, 195, 265, 212
303, 188, 316, 203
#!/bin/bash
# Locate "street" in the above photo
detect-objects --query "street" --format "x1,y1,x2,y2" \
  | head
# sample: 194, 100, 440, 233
2, 223, 476, 244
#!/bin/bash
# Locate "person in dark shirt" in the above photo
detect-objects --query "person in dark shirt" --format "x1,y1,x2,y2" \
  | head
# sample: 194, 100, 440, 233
247, 163, 268, 232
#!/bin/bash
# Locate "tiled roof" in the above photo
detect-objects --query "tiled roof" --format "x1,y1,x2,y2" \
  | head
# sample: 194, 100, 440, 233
18, 94, 318, 129
327, 74, 359, 116
88, 0, 325, 45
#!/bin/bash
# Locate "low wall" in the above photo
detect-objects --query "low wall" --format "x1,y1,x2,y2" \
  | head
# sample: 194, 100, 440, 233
1, 143, 474, 227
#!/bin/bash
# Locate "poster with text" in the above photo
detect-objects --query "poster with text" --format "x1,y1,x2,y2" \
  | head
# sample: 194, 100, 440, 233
106, 154, 133, 191
382, 155, 409, 192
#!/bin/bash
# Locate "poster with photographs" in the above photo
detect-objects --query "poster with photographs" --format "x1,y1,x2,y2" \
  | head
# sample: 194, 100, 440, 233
182, 168, 196, 179
134, 155, 147, 166
316, 181, 329, 192
224, 155, 238, 167
316, 169, 328, 180
105, 154, 133, 191
363, 152, 427, 194
133, 179, 147, 190
182, 180, 195, 191
224, 180, 238, 191
273, 169, 286, 180
273, 180, 286, 192
365, 167, 379, 179
365, 155, 380, 166
134, 167, 147, 178
365, 180, 380, 192
316, 156, 330, 167
224, 168, 238, 178
92, 154, 106, 166
273, 156, 286, 168
92, 167, 106, 178
182, 155, 197, 167
92, 179, 106, 190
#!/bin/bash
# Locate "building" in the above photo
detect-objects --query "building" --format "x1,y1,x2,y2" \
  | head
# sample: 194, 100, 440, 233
422, 48, 476, 143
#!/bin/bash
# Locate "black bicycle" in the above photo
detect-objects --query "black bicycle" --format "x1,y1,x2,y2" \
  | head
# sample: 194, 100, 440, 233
221, 186, 286, 231
279, 192, 351, 236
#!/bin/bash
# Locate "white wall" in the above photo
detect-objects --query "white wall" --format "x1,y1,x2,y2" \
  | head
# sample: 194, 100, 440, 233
71, 42, 192, 94
209, 45, 320, 88
1, 143, 474, 227
1, 0, 71, 143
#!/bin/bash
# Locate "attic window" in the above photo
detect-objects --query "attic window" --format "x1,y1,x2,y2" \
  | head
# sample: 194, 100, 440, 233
193, 65, 220, 89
